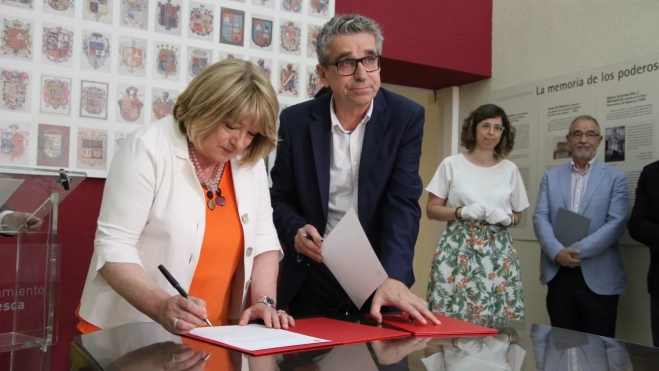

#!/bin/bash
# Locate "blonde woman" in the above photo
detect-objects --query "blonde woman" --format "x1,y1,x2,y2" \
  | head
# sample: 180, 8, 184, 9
77, 59, 292, 342
425, 104, 529, 324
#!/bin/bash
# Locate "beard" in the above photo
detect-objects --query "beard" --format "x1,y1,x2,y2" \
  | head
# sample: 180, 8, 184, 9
572, 147, 595, 161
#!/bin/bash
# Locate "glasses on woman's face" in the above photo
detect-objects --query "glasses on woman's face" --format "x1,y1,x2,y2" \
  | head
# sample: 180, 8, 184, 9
327, 55, 382, 76
477, 122, 505, 134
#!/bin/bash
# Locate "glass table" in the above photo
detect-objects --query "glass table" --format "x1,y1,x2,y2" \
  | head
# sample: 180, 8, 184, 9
70, 314, 659, 370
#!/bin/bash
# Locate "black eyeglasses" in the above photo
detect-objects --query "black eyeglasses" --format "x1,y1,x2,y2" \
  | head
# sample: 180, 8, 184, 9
569, 131, 600, 139
326, 55, 381, 76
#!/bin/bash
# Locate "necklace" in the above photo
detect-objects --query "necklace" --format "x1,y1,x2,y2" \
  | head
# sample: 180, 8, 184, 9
188, 141, 226, 210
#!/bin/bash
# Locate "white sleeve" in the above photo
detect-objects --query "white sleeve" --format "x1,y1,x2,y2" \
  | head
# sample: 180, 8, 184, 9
253, 159, 283, 259
510, 165, 530, 212
426, 159, 451, 199
0, 210, 14, 232
91, 135, 157, 276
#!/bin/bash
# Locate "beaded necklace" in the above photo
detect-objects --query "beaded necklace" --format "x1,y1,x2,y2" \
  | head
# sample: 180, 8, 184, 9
188, 141, 226, 210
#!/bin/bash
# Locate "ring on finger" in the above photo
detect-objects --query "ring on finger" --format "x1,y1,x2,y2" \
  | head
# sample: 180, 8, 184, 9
173, 318, 179, 329
277, 309, 286, 315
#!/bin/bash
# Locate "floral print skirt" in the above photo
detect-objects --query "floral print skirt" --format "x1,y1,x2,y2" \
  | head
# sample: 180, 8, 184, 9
426, 220, 525, 323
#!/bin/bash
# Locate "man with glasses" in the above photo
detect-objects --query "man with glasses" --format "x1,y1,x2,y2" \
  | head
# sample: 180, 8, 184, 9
533, 115, 630, 338
270, 14, 438, 324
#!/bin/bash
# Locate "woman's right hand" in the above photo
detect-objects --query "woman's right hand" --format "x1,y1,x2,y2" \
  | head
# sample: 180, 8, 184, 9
460, 203, 488, 220
157, 296, 209, 334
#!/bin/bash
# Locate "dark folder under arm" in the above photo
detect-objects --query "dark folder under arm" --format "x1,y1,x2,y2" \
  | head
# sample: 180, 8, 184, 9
553, 207, 591, 247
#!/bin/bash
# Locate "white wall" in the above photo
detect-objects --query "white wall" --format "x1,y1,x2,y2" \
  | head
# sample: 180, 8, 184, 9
458, 0, 659, 345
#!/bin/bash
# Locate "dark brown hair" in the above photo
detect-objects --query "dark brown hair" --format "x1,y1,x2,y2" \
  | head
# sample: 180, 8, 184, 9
460, 104, 516, 158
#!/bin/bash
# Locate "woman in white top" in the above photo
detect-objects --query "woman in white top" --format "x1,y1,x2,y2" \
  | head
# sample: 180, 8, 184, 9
421, 327, 526, 371
425, 104, 530, 323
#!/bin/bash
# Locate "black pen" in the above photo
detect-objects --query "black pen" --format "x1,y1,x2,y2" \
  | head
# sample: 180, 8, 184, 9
302, 233, 323, 242
158, 264, 213, 327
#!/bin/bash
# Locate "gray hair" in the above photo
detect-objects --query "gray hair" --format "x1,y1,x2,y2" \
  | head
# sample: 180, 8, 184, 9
568, 115, 600, 134
315, 14, 384, 66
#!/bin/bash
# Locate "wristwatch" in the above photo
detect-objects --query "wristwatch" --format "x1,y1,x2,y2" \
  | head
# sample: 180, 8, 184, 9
254, 296, 276, 308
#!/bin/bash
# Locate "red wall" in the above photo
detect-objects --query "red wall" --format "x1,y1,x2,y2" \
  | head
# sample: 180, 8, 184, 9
336, 0, 493, 89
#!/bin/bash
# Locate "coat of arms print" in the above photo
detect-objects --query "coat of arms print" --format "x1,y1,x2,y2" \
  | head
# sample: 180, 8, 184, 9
1, 19, 32, 60
0, 122, 29, 165
77, 129, 108, 170
219, 8, 244, 47
1, 70, 30, 112
152, 89, 176, 120
188, 48, 210, 80
156, 0, 181, 34
309, 0, 330, 17
189, 3, 213, 38
121, 0, 148, 30
156, 44, 179, 79
253, 57, 272, 79
118, 37, 146, 76
82, 31, 110, 70
41, 76, 71, 114
251, 17, 273, 50
43, 0, 74, 17
117, 85, 144, 123
280, 21, 301, 55
80, 80, 108, 119
84, 0, 111, 23
278, 63, 299, 97
307, 66, 323, 98
281, 0, 301, 13
37, 124, 70, 167
250, 0, 273, 9
2, 0, 34, 9
42, 25, 73, 65
307, 25, 320, 57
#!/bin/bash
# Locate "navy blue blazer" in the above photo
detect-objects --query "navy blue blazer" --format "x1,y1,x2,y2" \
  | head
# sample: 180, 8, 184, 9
270, 88, 424, 309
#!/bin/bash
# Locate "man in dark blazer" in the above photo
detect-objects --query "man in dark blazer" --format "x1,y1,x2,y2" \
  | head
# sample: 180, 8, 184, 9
270, 14, 437, 324
628, 159, 659, 347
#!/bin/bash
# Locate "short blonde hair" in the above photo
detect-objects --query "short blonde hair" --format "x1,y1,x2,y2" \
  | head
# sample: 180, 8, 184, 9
173, 59, 278, 167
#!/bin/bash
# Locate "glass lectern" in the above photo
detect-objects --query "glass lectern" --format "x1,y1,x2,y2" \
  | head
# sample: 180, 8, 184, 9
0, 165, 86, 371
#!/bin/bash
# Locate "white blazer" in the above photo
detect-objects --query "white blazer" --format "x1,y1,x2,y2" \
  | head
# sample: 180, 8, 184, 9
79, 116, 282, 329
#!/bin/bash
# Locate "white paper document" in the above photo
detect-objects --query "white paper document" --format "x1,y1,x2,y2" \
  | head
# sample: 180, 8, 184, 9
322, 208, 389, 309
188, 324, 330, 351
0, 178, 23, 210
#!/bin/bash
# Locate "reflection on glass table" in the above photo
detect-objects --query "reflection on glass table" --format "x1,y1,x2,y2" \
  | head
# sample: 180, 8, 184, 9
70, 314, 659, 371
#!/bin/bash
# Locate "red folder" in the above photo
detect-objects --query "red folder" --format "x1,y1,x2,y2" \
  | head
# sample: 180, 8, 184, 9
287, 317, 409, 344
379, 313, 499, 337
185, 317, 409, 356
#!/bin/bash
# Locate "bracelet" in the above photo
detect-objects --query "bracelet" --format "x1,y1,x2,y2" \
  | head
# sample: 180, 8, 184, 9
454, 207, 463, 220
510, 216, 516, 227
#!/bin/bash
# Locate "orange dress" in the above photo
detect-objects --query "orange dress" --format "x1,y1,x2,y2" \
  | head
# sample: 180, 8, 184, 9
76, 163, 243, 371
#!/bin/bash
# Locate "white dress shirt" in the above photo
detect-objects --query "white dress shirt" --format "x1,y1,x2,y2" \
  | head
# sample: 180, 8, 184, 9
324, 96, 373, 237
570, 157, 597, 213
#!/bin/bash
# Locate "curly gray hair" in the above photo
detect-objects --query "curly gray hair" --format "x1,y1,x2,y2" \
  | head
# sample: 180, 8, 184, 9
315, 14, 384, 66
